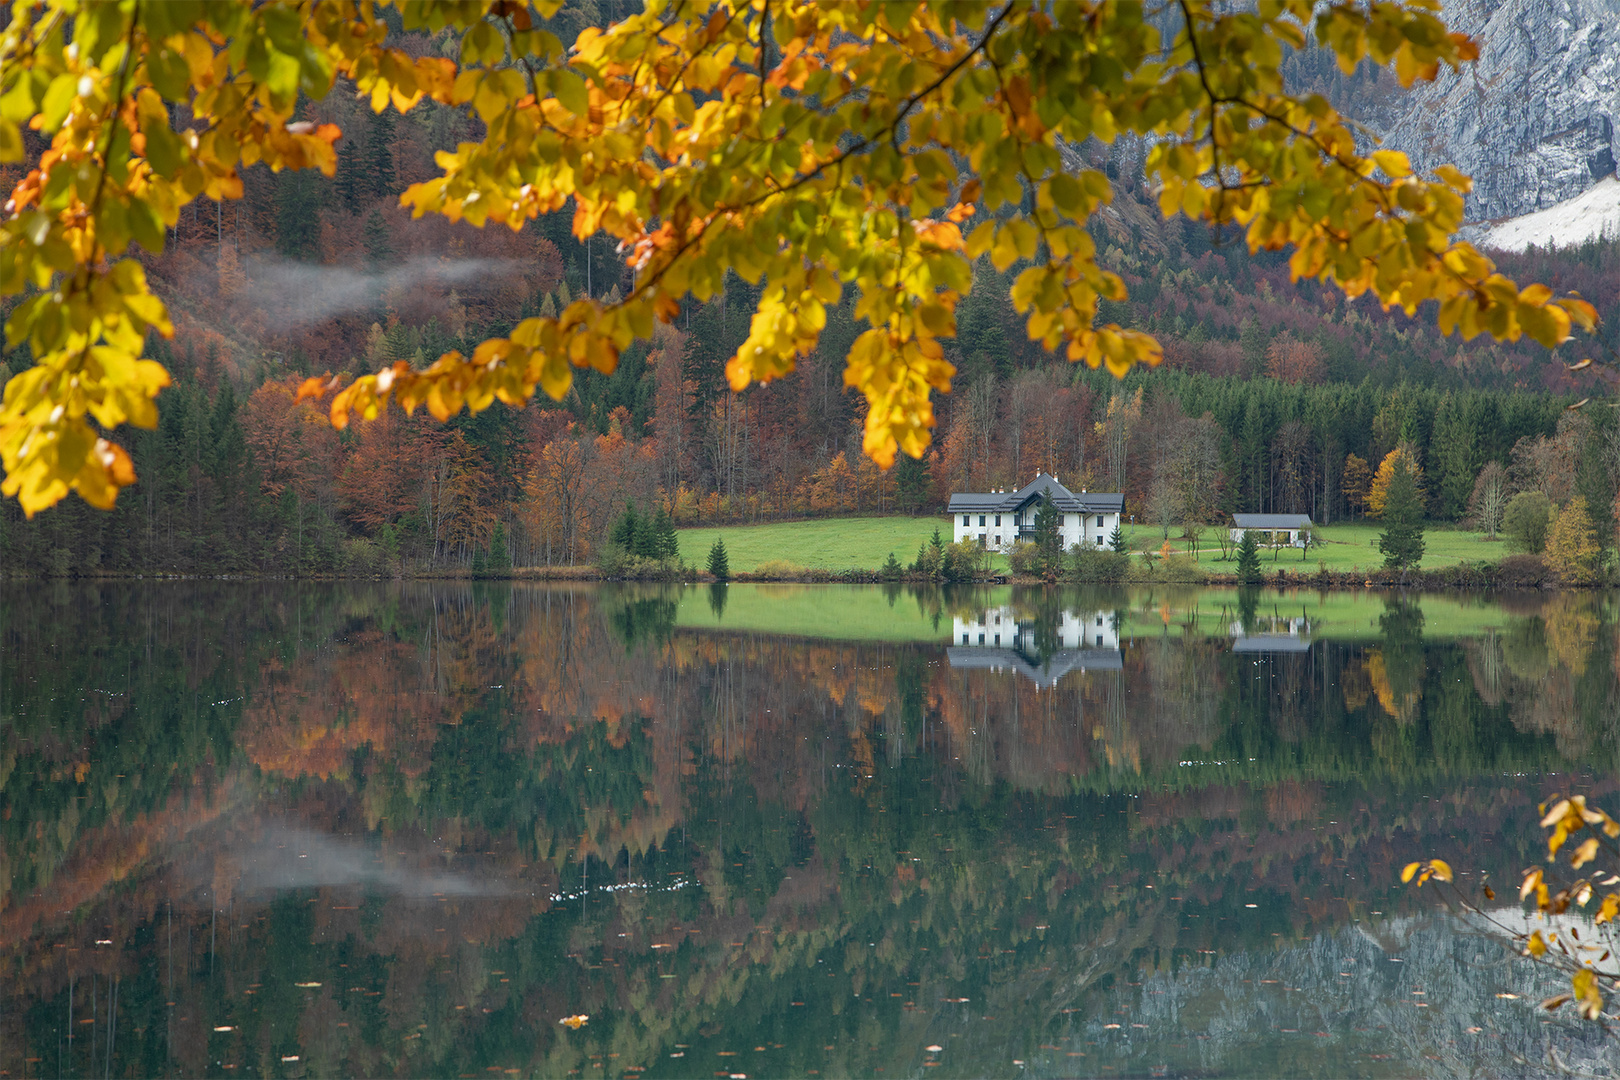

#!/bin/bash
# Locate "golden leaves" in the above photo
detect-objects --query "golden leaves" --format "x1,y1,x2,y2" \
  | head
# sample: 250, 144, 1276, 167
1399, 859, 1452, 888
2, 0, 1603, 516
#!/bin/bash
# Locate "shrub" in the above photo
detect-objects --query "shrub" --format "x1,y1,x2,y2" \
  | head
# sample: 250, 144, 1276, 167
1494, 553, 1548, 588
1007, 540, 1041, 576
1071, 546, 1130, 582
1503, 490, 1553, 553
752, 559, 804, 580
944, 539, 989, 582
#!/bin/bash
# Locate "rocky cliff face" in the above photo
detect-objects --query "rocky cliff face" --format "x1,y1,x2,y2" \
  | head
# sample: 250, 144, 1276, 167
1370, 0, 1620, 223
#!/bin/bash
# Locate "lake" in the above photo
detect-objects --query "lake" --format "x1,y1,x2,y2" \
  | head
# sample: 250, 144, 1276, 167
2, 582, 1616, 1078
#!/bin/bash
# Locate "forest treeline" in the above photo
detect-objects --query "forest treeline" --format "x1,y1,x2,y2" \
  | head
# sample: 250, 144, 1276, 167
3, 8, 1619, 576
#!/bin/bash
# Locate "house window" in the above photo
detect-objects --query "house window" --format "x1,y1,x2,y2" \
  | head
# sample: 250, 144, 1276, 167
978, 633, 985, 644
1096, 616, 1103, 626
995, 515, 1001, 526
994, 535, 1000, 546
994, 633, 1000, 645
962, 514, 970, 526
1058, 514, 1065, 527
979, 514, 986, 526
1096, 634, 1104, 647
1096, 515, 1104, 528
978, 533, 987, 547
962, 633, 969, 644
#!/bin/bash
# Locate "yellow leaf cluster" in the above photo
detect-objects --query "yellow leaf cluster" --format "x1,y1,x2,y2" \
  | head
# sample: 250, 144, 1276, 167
1, 0, 1602, 515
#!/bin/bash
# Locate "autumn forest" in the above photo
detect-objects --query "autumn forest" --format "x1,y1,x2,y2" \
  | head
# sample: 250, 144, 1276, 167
3, 9, 1619, 577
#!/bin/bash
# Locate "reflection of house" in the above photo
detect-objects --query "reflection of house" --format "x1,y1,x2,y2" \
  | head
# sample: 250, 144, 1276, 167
1230, 615, 1312, 652
954, 606, 1119, 650
949, 605, 1122, 688
949, 474, 1122, 553
1230, 513, 1312, 548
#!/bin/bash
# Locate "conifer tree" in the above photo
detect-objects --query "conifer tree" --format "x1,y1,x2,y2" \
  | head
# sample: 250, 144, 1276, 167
1033, 493, 1062, 577
611, 503, 640, 551
363, 107, 397, 200
488, 521, 508, 572
881, 551, 902, 581
1109, 524, 1126, 553
362, 209, 393, 271
653, 506, 679, 561
334, 138, 361, 213
1236, 528, 1263, 584
707, 537, 730, 582
1378, 455, 1426, 571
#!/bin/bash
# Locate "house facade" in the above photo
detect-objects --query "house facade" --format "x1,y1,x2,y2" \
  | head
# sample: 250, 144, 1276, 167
948, 474, 1123, 553
1229, 513, 1313, 548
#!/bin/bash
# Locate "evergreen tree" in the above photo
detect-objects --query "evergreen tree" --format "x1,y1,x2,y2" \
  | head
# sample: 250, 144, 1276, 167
1378, 454, 1426, 570
363, 107, 397, 200
1108, 524, 1126, 552
1236, 528, 1263, 584
707, 537, 730, 581
335, 137, 361, 212
362, 208, 394, 270
273, 169, 322, 258
1032, 493, 1062, 577
652, 506, 679, 560
488, 521, 508, 571
611, 502, 640, 550
881, 551, 903, 581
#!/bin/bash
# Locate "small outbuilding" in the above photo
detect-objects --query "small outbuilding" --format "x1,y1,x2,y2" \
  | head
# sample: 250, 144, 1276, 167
1230, 513, 1313, 548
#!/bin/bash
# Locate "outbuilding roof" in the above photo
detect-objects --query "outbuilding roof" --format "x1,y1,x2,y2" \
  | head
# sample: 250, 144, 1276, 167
948, 474, 1123, 515
1231, 513, 1313, 529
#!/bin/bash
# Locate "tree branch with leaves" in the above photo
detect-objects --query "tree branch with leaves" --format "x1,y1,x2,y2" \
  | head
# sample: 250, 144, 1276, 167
1, 0, 1599, 518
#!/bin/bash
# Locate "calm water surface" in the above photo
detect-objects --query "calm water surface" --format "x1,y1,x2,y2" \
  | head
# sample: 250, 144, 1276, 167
2, 582, 1618, 1078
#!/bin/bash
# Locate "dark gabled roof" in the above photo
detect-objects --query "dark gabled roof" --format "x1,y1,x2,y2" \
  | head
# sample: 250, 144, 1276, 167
1232, 513, 1313, 529
945, 647, 1123, 688
948, 474, 1124, 514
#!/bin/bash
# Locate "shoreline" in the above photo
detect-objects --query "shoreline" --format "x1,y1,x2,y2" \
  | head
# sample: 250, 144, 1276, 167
0, 559, 1585, 590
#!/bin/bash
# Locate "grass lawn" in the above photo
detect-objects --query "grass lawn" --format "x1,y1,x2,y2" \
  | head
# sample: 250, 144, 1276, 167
677, 516, 954, 572
1121, 521, 1509, 573
678, 515, 1508, 574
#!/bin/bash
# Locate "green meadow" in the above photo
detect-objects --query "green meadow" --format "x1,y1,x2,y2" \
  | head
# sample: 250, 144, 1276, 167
677, 516, 1511, 574
677, 516, 954, 572
666, 582, 1568, 643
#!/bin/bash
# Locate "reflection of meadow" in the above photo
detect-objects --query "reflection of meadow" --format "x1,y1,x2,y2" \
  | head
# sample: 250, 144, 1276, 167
3, 583, 1620, 1077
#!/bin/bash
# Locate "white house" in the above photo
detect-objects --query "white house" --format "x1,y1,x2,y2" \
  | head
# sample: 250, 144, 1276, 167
1229, 513, 1313, 549
948, 474, 1123, 553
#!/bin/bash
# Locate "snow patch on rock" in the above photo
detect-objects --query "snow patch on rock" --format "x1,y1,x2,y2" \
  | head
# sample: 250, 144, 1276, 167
1478, 174, 1620, 251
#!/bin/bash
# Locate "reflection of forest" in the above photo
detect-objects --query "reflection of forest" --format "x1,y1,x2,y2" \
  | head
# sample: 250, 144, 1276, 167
2, 584, 1618, 1076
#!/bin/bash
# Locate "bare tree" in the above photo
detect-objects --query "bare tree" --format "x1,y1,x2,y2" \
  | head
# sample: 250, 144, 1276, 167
1468, 460, 1509, 540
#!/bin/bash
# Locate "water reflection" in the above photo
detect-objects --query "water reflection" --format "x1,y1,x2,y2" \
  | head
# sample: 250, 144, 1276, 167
1, 583, 1617, 1077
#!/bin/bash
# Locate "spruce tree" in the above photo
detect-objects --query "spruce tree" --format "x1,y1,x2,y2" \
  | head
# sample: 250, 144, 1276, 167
1033, 493, 1062, 576
488, 521, 508, 572
611, 503, 640, 550
335, 138, 361, 212
1236, 528, 1263, 584
653, 506, 679, 561
707, 537, 730, 581
363, 108, 397, 200
362, 208, 393, 270
1378, 455, 1426, 570
881, 551, 902, 581
1108, 524, 1126, 552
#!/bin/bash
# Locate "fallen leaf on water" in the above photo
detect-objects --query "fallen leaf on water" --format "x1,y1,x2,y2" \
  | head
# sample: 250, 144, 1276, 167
926, 1045, 943, 1053
560, 1015, 589, 1030
1103, 1024, 1121, 1030
294, 982, 321, 988
1495, 993, 1519, 1000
